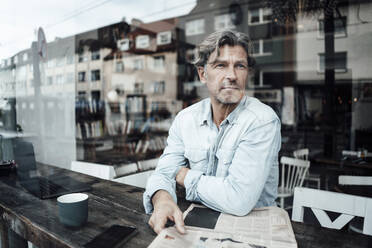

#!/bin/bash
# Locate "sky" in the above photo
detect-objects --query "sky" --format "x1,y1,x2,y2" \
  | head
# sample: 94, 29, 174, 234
0, 0, 196, 59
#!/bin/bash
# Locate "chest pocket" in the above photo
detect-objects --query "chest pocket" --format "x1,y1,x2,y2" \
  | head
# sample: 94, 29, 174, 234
184, 149, 208, 172
215, 148, 235, 177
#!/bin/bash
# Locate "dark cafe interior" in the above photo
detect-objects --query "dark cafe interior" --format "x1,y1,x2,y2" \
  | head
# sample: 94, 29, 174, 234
1, 0, 372, 247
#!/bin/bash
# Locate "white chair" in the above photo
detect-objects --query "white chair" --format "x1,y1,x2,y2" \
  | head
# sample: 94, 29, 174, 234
278, 156, 310, 209
292, 187, 372, 236
293, 148, 321, 189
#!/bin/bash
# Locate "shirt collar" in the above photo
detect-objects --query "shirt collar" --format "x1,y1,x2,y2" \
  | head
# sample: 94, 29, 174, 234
199, 96, 247, 126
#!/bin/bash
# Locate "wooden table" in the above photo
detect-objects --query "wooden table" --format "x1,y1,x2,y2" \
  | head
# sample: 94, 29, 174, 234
0, 164, 371, 248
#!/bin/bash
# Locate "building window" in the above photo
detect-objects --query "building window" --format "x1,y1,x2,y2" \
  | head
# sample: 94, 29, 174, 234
136, 35, 150, 49
14, 56, 18, 64
153, 81, 165, 94
78, 91, 86, 97
23, 53, 28, 62
250, 70, 271, 88
91, 70, 100, 81
214, 13, 236, 31
318, 16, 347, 38
56, 74, 64, 85
78, 71, 86, 82
318, 52, 347, 73
116, 61, 124, 72
252, 39, 272, 56
118, 39, 130, 51
151, 101, 166, 111
153, 56, 165, 69
248, 8, 272, 25
47, 76, 54, 85
78, 53, 88, 63
133, 59, 143, 70
91, 50, 100, 60
157, 31, 172, 45
185, 19, 205, 36
134, 82, 144, 94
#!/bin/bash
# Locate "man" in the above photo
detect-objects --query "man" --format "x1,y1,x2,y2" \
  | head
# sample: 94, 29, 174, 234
143, 30, 281, 234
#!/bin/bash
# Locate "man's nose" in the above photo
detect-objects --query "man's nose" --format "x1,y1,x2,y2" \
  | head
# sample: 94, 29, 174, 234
225, 65, 237, 81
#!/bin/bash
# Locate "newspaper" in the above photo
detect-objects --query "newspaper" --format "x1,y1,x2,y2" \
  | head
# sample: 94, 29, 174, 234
148, 204, 297, 248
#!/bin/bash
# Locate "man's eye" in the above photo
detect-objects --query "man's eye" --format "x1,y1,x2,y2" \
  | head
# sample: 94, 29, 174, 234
215, 64, 225, 68
236, 64, 247, 69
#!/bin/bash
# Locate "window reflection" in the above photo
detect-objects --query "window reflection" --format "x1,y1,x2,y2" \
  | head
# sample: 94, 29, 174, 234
0, 0, 372, 189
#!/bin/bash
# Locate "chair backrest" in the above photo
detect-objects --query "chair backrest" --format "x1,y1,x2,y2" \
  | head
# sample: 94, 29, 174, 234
279, 156, 310, 192
292, 187, 372, 236
339, 176, 372, 186
293, 148, 309, 160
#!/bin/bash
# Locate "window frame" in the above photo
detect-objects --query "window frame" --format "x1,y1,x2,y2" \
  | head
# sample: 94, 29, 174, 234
157, 31, 172, 45
317, 16, 347, 39
214, 13, 236, 31
90, 69, 101, 81
248, 8, 272, 25
318, 52, 348, 73
136, 35, 150, 49
185, 19, 205, 36
251, 39, 273, 57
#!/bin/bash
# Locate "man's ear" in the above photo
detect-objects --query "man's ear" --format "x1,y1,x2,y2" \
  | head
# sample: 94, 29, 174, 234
197, 66, 207, 84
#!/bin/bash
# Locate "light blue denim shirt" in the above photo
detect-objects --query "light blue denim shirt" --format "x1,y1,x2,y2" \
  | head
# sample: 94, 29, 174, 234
143, 96, 281, 216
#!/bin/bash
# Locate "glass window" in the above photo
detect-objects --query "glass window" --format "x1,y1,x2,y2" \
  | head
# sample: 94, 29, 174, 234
153, 81, 165, 94
185, 19, 205, 36
118, 39, 130, 51
263, 39, 273, 54
136, 35, 150, 49
91, 70, 100, 81
249, 9, 260, 24
116, 61, 124, 72
262, 8, 272, 22
91, 50, 100, 60
153, 56, 165, 68
252, 40, 272, 56
157, 31, 172, 45
252, 40, 260, 55
133, 58, 143, 70
319, 52, 347, 72
78, 71, 86, 82
78, 53, 88, 63
214, 13, 236, 31
318, 17, 347, 37
23, 53, 28, 61
134, 82, 144, 94
249, 8, 272, 24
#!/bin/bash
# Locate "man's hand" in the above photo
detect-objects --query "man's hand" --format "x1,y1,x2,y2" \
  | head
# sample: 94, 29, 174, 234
149, 190, 186, 234
176, 167, 189, 187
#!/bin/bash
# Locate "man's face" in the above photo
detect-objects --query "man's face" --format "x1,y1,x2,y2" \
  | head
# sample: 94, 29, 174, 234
198, 45, 249, 105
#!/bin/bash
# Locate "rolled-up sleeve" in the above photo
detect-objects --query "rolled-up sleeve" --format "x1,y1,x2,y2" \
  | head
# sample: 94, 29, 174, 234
143, 115, 187, 214
184, 118, 281, 216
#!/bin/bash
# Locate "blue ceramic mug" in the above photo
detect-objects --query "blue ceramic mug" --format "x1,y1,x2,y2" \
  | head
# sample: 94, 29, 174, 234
57, 193, 89, 227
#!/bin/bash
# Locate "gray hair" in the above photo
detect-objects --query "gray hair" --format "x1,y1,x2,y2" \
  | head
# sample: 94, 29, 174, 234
193, 30, 255, 69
